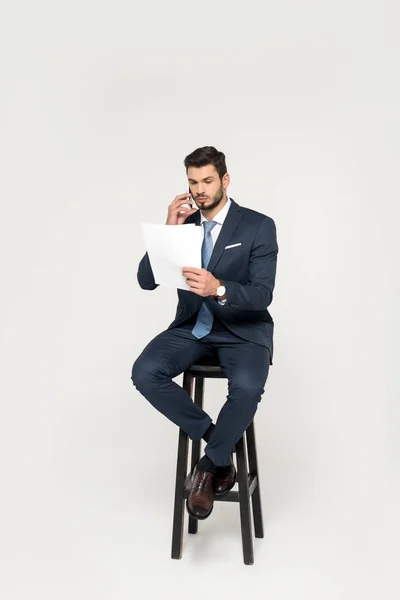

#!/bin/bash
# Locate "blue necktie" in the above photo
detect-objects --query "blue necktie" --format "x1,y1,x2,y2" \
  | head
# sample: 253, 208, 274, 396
191, 220, 217, 339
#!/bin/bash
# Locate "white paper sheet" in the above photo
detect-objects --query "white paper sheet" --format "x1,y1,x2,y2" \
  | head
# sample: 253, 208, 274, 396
141, 223, 202, 290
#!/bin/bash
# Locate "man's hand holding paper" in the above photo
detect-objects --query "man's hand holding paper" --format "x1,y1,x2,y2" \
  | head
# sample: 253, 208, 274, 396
181, 267, 220, 297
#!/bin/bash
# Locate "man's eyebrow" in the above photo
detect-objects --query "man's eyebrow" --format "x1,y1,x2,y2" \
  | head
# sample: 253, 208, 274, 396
188, 176, 215, 183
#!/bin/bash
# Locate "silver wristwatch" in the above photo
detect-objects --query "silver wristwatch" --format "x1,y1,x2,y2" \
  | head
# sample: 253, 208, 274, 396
216, 284, 226, 298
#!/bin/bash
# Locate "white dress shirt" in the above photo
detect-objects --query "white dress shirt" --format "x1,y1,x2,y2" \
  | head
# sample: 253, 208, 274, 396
199, 197, 231, 305
200, 196, 231, 244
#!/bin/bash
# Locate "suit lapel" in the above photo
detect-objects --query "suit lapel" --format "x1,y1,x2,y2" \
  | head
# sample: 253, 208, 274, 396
207, 199, 243, 273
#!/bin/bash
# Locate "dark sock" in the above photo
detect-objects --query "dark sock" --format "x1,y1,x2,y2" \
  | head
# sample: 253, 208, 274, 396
197, 454, 217, 473
202, 423, 215, 443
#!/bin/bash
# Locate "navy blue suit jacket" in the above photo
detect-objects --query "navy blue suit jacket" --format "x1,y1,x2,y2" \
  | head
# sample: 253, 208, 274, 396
137, 199, 278, 364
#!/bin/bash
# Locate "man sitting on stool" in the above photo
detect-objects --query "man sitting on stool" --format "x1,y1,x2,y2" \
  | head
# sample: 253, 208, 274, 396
131, 145, 278, 520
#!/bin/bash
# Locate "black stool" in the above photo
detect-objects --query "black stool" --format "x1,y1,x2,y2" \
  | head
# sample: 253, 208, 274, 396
171, 356, 264, 565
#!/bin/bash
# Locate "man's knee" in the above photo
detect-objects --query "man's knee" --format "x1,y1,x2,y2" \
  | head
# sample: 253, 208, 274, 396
229, 376, 266, 403
131, 355, 167, 393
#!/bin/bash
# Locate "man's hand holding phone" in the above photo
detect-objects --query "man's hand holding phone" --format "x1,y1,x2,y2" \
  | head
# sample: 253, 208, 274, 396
166, 194, 198, 225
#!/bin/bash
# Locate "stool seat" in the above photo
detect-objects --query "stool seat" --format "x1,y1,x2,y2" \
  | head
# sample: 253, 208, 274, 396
171, 357, 264, 565
187, 355, 226, 378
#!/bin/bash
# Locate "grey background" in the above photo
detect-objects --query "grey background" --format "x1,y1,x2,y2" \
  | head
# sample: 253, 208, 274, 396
0, 0, 399, 598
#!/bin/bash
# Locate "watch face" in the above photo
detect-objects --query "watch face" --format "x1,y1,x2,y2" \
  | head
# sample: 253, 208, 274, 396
217, 286, 226, 296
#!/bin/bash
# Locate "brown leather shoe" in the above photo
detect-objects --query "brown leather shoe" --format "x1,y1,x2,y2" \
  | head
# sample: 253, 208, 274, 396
213, 460, 237, 496
186, 468, 214, 520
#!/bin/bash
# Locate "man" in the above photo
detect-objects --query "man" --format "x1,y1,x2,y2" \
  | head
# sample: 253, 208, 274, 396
131, 146, 278, 521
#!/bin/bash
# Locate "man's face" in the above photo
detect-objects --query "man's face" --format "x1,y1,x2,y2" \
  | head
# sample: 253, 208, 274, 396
187, 165, 226, 213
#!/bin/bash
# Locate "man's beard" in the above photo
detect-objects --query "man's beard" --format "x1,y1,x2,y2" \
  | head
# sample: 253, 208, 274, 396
196, 185, 225, 212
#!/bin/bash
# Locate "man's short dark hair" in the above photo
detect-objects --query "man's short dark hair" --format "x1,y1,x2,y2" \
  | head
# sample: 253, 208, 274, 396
184, 146, 227, 181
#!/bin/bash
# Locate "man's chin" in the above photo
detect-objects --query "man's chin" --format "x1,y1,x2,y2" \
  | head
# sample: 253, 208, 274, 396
199, 200, 220, 211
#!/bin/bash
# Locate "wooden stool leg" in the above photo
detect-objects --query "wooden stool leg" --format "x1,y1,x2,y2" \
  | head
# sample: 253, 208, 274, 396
188, 377, 204, 535
171, 372, 192, 559
246, 421, 264, 538
236, 434, 254, 565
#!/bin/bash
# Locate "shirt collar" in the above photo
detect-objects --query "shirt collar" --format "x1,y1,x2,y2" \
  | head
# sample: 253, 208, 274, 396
200, 196, 231, 226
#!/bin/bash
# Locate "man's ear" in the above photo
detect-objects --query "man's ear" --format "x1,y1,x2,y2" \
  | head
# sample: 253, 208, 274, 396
223, 172, 230, 190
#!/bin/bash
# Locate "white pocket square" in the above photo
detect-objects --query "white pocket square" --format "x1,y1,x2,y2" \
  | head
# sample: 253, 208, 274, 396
224, 243, 242, 249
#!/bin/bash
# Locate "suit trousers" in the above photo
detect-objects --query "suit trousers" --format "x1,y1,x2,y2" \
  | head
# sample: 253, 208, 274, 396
131, 316, 270, 466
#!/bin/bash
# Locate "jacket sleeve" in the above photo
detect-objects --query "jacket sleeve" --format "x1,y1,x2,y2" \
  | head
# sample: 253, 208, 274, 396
137, 252, 159, 291
222, 216, 278, 311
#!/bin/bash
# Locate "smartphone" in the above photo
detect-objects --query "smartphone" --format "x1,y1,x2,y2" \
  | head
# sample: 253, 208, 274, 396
180, 187, 193, 211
